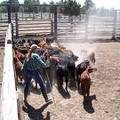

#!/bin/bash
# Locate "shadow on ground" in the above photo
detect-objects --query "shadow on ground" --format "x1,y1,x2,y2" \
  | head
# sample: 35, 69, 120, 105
22, 101, 52, 120
57, 86, 71, 99
83, 95, 97, 114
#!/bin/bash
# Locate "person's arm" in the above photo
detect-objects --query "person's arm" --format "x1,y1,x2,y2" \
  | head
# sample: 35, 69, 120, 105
34, 54, 47, 68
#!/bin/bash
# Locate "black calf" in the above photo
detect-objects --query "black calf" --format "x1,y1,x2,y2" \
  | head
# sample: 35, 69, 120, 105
67, 61, 75, 81
56, 64, 69, 91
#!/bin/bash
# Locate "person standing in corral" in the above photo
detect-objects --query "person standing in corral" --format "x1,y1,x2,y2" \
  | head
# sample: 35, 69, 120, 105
22, 44, 53, 104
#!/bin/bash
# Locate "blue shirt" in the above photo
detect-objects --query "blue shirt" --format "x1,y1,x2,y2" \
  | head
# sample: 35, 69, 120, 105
22, 53, 47, 72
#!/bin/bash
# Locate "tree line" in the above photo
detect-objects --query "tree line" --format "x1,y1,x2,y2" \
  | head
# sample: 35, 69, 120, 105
0, 0, 95, 16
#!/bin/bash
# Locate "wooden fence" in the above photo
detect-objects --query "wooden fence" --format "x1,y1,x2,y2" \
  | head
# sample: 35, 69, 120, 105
13, 19, 53, 38
57, 10, 120, 43
0, 23, 18, 120
0, 23, 8, 46
0, 4, 120, 42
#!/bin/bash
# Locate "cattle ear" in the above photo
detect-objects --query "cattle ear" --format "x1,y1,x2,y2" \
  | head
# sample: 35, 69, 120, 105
88, 67, 93, 73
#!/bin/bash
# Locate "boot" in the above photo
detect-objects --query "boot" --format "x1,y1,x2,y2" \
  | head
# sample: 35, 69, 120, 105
42, 92, 53, 103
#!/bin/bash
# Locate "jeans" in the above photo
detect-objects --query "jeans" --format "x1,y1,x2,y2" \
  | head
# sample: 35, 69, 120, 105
24, 69, 48, 101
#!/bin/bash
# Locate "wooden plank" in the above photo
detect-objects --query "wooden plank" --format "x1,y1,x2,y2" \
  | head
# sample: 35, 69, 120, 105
18, 32, 51, 36
18, 20, 51, 25
0, 24, 18, 120
18, 28, 51, 31
18, 24, 51, 28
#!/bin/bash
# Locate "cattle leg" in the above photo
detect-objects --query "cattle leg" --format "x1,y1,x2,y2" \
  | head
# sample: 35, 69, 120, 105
56, 68, 64, 89
60, 77, 63, 88
71, 70, 75, 81
57, 74, 63, 89
65, 73, 69, 91
68, 63, 75, 81
35, 80, 38, 89
81, 83, 86, 97
76, 71, 80, 90
86, 81, 90, 97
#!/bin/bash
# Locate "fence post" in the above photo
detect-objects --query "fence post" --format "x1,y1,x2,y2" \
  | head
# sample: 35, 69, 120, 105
49, 6, 51, 19
85, 12, 88, 41
40, 6, 43, 20
0, 23, 18, 120
51, 20, 54, 35
112, 10, 117, 40
11, 22, 14, 41
33, 6, 35, 20
15, 12, 19, 39
7, 0, 11, 23
54, 5, 57, 41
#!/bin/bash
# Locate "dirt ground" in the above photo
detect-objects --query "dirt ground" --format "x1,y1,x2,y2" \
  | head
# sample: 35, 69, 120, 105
1, 42, 120, 120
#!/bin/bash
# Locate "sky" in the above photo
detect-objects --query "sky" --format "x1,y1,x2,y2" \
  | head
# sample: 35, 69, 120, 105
0, 0, 120, 9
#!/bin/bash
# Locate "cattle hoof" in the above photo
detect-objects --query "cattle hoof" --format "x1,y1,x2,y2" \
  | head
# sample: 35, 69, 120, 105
65, 87, 68, 91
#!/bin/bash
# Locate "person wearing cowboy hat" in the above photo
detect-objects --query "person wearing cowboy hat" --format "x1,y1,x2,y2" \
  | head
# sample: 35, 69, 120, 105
22, 44, 52, 104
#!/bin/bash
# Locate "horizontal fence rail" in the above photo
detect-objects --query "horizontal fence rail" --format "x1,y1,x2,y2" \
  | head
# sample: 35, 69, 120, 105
57, 11, 120, 42
0, 4, 120, 42
14, 20, 52, 37
0, 23, 8, 46
0, 23, 18, 120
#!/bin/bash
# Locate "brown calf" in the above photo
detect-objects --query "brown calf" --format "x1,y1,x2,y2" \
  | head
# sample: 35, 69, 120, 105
80, 66, 93, 101
14, 49, 25, 82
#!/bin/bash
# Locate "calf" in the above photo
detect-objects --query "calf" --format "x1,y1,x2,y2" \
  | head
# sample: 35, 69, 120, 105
87, 51, 96, 67
14, 49, 25, 82
76, 60, 90, 90
76, 51, 96, 89
56, 64, 69, 91
56, 50, 78, 91
67, 61, 75, 81
80, 66, 93, 101
14, 55, 24, 82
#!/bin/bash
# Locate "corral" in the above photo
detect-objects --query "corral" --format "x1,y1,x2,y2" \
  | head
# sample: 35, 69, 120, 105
0, 3, 120, 120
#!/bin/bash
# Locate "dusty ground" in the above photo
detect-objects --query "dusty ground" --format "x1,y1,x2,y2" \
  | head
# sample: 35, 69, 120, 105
17, 42, 120, 120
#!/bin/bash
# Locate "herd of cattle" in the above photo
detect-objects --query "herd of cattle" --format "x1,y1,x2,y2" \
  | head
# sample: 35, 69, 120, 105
13, 38, 96, 102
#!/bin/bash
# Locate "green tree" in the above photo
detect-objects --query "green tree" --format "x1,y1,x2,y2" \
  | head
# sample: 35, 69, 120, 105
60, 0, 81, 16
0, 0, 19, 12
0, 1, 8, 12
49, 1, 54, 13
33, 0, 40, 13
10, 0, 19, 12
24, 0, 40, 12
42, 2, 49, 12
24, 0, 33, 12
81, 0, 95, 13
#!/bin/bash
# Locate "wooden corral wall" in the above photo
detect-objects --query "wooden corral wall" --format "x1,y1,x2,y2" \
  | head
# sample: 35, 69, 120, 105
0, 22, 8, 46
13, 20, 53, 37
57, 11, 120, 42
113, 10, 120, 39
0, 24, 18, 120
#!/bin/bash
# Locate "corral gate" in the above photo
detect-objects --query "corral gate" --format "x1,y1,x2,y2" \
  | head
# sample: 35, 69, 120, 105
113, 10, 120, 39
0, 4, 58, 41
0, 3, 120, 43
57, 9, 120, 43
